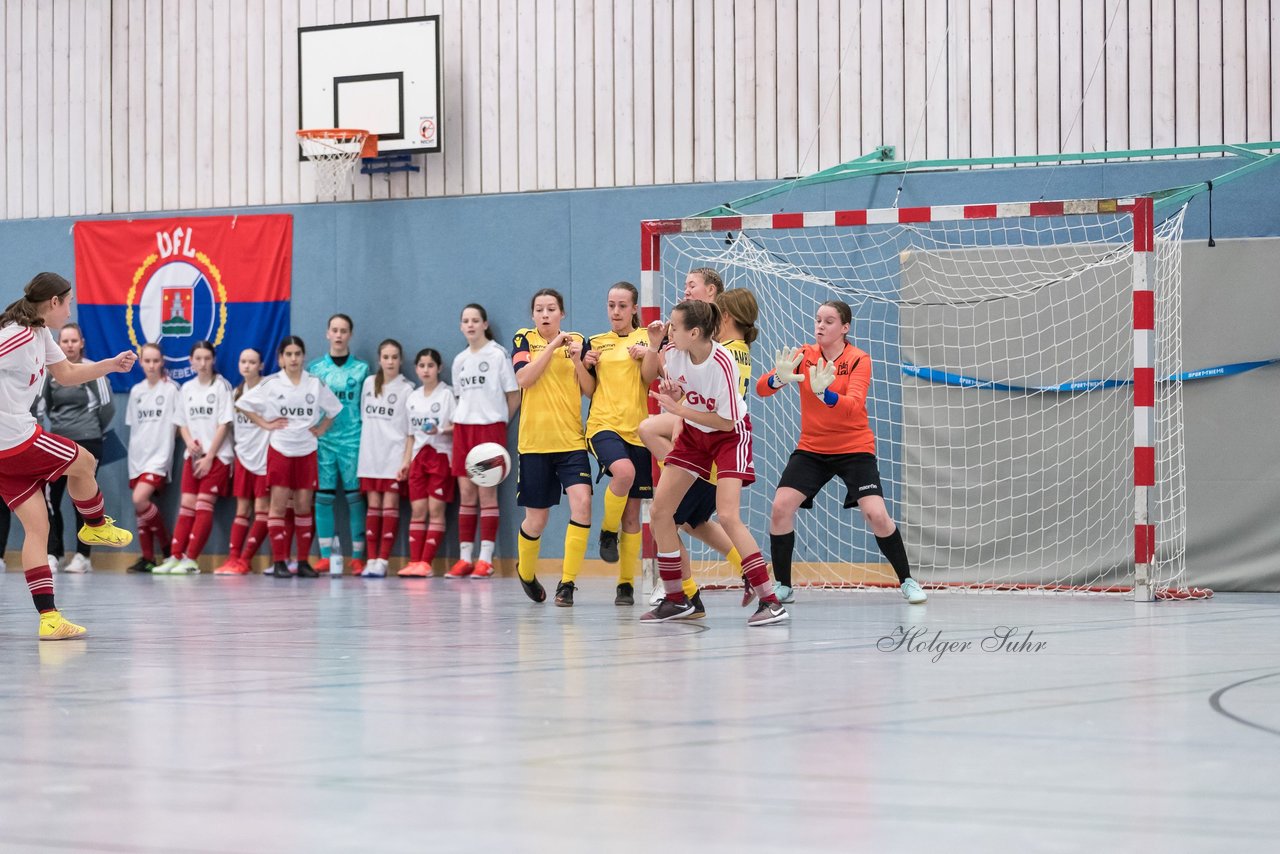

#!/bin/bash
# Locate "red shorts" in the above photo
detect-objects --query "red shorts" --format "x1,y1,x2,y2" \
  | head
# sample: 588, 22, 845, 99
409, 445, 456, 503
129, 472, 168, 491
451, 422, 508, 478
0, 427, 79, 509
359, 477, 403, 494
266, 447, 319, 491
233, 465, 269, 499
666, 419, 755, 486
180, 456, 231, 496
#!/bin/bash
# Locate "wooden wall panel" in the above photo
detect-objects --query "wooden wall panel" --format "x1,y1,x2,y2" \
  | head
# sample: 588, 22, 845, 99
0, 0, 1275, 219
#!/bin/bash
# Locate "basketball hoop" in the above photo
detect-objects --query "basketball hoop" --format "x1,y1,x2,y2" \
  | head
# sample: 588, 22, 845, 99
296, 129, 377, 199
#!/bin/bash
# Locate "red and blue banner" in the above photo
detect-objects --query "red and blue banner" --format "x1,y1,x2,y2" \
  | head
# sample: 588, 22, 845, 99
74, 215, 292, 392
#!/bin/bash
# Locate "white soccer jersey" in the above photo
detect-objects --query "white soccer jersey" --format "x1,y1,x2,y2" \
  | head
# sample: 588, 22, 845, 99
407, 382, 456, 459
356, 374, 413, 479
235, 371, 343, 458
232, 382, 270, 476
452, 340, 518, 425
663, 342, 745, 434
126, 377, 180, 478
0, 323, 66, 451
175, 375, 236, 464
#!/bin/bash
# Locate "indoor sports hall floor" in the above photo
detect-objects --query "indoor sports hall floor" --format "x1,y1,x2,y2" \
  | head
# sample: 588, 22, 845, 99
2, 573, 1277, 853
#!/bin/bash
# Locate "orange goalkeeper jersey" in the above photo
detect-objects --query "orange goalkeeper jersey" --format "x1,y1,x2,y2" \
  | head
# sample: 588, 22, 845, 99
756, 342, 875, 455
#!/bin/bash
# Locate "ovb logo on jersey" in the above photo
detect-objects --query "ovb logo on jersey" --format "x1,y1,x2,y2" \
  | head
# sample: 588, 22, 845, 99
126, 226, 227, 383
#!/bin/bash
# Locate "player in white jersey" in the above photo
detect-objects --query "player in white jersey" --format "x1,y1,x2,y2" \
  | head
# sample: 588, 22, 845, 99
0, 273, 135, 640
398, 347, 457, 577
355, 339, 415, 578
642, 299, 788, 626
236, 335, 342, 579
125, 342, 179, 573
214, 348, 271, 576
153, 341, 235, 575
447, 304, 520, 579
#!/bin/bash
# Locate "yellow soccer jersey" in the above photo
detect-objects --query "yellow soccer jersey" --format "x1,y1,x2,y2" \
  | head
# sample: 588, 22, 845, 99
585, 327, 650, 445
512, 327, 587, 454
723, 338, 752, 398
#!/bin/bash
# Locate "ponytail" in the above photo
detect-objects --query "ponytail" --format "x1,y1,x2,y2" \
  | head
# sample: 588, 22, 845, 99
0, 272, 72, 329
672, 299, 720, 341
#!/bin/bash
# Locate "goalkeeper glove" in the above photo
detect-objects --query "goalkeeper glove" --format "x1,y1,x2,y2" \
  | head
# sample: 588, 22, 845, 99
809, 358, 839, 406
768, 347, 805, 388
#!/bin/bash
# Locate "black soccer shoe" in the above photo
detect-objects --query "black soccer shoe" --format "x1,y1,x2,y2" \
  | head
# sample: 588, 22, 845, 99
614, 582, 635, 606
554, 581, 576, 608
126, 557, 155, 573
520, 574, 546, 603
598, 530, 620, 563
295, 561, 319, 578
640, 597, 695, 623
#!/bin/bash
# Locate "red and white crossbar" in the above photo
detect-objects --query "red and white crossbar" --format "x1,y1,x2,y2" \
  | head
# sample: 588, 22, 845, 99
638, 196, 1158, 600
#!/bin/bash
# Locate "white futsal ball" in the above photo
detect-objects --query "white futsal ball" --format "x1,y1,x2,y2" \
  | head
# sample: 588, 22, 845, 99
465, 442, 512, 488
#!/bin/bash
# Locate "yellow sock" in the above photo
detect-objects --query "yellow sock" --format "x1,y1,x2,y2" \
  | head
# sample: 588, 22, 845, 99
728, 547, 743, 575
618, 530, 641, 584
517, 528, 541, 582
561, 521, 590, 583
682, 577, 699, 599
602, 488, 628, 533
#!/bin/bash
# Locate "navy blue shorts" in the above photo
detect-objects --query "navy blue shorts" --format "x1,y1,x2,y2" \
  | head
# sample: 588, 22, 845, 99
588, 431, 653, 499
517, 450, 593, 509
673, 476, 717, 528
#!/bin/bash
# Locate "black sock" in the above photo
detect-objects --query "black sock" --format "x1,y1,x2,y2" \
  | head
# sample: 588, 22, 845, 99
875, 529, 912, 582
34, 594, 55, 612
770, 531, 795, 587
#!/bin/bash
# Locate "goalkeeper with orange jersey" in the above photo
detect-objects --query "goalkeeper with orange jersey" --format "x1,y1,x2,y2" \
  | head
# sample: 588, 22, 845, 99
755, 299, 927, 605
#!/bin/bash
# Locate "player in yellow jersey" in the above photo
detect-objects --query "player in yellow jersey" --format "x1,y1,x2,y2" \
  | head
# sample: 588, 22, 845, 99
512, 288, 593, 607
575, 282, 660, 606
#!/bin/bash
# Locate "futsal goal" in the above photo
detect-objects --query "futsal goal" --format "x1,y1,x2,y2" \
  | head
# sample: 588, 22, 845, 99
640, 197, 1202, 600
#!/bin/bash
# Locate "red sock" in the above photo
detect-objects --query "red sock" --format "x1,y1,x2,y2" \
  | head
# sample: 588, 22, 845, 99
242, 510, 268, 560
185, 499, 216, 559
658, 552, 686, 603
171, 506, 196, 558
480, 505, 499, 543
228, 513, 250, 557
380, 506, 398, 560
25, 565, 55, 613
294, 512, 314, 561
421, 520, 445, 564
151, 506, 171, 558
409, 520, 426, 563
741, 551, 777, 603
365, 507, 383, 561
283, 507, 296, 559
458, 504, 478, 546
136, 503, 161, 560
268, 515, 288, 562
71, 491, 106, 526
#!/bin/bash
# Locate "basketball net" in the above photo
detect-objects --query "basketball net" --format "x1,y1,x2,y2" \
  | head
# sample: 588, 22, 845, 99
296, 129, 373, 200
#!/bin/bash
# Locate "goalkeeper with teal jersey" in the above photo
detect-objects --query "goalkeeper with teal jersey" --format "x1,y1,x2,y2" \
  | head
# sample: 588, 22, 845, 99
308, 314, 370, 574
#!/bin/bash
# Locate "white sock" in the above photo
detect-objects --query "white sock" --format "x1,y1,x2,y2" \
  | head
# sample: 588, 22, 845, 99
479, 540, 495, 564
460, 542, 474, 563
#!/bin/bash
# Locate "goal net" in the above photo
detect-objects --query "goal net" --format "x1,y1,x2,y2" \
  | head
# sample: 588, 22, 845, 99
642, 198, 1195, 598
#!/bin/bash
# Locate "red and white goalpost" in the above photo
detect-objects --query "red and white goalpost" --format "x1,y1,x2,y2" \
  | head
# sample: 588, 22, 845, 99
639, 196, 1208, 600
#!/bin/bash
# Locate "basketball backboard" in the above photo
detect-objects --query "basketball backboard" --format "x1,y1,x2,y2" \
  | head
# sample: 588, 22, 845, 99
298, 16, 441, 157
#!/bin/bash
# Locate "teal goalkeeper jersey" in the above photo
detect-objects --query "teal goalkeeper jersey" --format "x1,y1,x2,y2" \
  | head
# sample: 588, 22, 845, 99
308, 353, 370, 451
